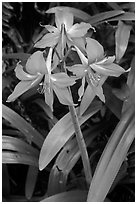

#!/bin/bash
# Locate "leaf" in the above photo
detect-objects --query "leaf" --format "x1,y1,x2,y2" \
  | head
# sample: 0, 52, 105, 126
2, 53, 31, 61
122, 56, 135, 113
2, 152, 38, 167
46, 6, 92, 21
115, 21, 132, 62
88, 10, 124, 25
41, 190, 87, 202
2, 136, 39, 157
112, 83, 130, 101
25, 166, 39, 200
87, 107, 134, 201
107, 2, 123, 10
47, 123, 105, 196
2, 105, 44, 148
47, 165, 67, 196
39, 101, 102, 170
103, 83, 123, 119
107, 12, 135, 22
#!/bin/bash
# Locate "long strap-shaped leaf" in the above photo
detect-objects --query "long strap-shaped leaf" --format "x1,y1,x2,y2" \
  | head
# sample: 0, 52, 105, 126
2, 104, 44, 148
87, 107, 134, 201
39, 101, 102, 170
47, 124, 104, 196
2, 152, 38, 167
2, 136, 39, 157
25, 166, 39, 200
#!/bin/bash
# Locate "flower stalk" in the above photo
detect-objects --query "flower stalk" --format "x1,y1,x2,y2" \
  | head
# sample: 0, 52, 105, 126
69, 105, 92, 186
62, 60, 92, 186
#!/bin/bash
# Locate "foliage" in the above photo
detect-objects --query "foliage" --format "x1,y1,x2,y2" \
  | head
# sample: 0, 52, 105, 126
2, 2, 135, 202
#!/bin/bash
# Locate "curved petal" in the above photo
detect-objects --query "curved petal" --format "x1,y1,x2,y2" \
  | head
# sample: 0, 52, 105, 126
53, 85, 74, 106
93, 85, 105, 103
15, 63, 38, 80
97, 56, 115, 65
78, 76, 85, 101
86, 38, 104, 64
6, 75, 43, 102
55, 10, 73, 31
34, 33, 59, 48
72, 37, 86, 53
75, 46, 88, 66
67, 64, 87, 77
51, 73, 76, 88
79, 84, 95, 116
44, 25, 59, 34
26, 51, 47, 75
44, 88, 54, 112
45, 48, 53, 75
91, 63, 126, 77
68, 22, 91, 38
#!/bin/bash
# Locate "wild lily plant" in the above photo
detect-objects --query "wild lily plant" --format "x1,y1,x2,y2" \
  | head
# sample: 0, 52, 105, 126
3, 3, 134, 202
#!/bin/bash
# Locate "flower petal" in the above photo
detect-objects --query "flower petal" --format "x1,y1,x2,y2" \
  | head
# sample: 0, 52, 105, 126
6, 76, 43, 102
26, 51, 47, 75
79, 84, 95, 116
75, 46, 88, 66
34, 33, 59, 48
97, 56, 115, 65
51, 73, 76, 88
91, 63, 126, 77
67, 64, 86, 77
44, 88, 54, 112
68, 22, 91, 38
53, 85, 74, 106
86, 38, 104, 64
52, 44, 61, 70
15, 63, 38, 80
45, 48, 53, 75
78, 76, 85, 101
72, 37, 86, 53
93, 85, 105, 103
44, 25, 59, 33
55, 10, 73, 31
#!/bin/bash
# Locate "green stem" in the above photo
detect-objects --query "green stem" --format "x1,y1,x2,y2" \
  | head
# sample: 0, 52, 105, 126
69, 105, 92, 186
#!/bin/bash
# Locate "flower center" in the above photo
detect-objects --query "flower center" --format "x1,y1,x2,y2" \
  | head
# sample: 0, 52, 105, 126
37, 77, 51, 94
86, 68, 101, 87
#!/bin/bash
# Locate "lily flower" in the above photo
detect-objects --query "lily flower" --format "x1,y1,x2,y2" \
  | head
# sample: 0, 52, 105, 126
34, 10, 92, 55
7, 48, 76, 111
68, 37, 130, 114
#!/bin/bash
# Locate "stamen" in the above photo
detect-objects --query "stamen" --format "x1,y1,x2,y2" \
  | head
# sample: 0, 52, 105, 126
37, 82, 51, 94
87, 69, 101, 87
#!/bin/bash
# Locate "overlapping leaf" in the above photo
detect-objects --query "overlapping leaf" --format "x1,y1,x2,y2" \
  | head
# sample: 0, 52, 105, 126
2, 104, 44, 148
87, 106, 134, 201
115, 21, 132, 62
39, 101, 102, 170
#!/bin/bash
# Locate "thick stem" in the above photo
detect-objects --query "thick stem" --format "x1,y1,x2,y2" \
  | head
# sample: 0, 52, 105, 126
69, 105, 92, 186
61, 48, 92, 186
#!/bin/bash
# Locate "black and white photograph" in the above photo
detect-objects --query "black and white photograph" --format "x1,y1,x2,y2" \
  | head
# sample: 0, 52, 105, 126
2, 2, 135, 202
